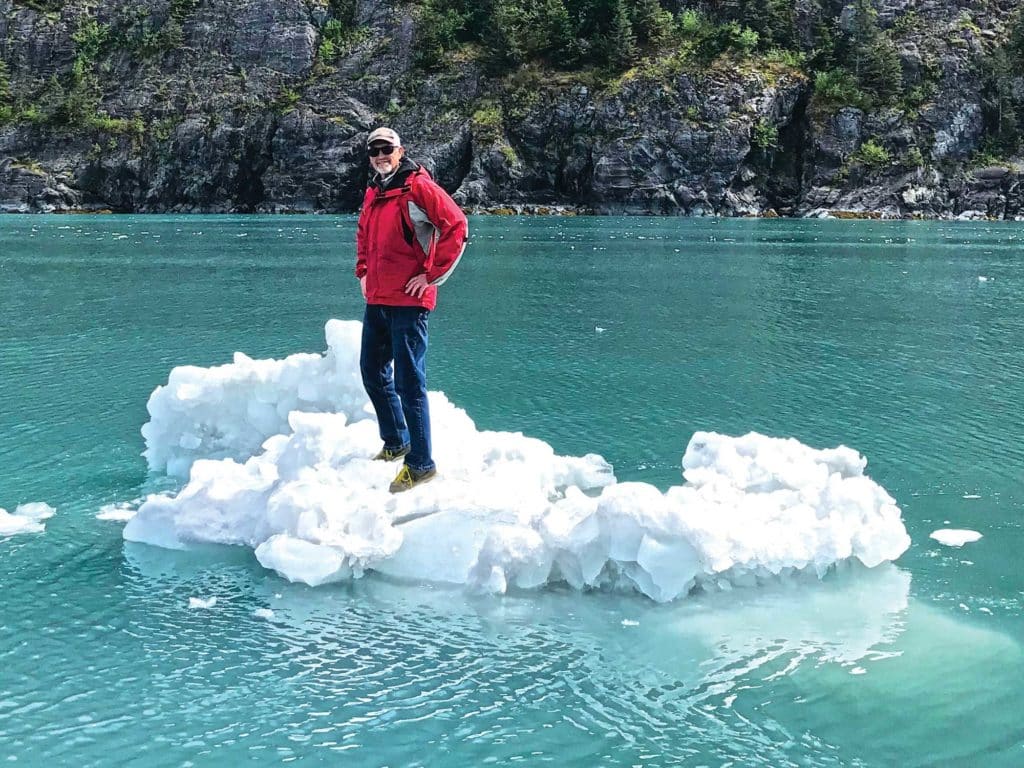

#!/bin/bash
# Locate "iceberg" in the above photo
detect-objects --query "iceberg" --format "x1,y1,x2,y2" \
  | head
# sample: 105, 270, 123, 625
125, 321, 911, 602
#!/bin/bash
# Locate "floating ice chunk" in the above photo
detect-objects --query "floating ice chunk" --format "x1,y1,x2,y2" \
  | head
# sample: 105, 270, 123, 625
978, 276, 990, 282
595, 327, 607, 333
0, 510, 44, 535
253, 608, 275, 620
97, 501, 139, 521
129, 322, 911, 602
930, 529, 982, 547
189, 597, 217, 609
962, 494, 981, 500
14, 502, 55, 521
0, 503, 56, 536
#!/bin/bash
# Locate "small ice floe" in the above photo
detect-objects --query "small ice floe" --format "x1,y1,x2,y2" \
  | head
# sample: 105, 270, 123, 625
595, 327, 607, 333
962, 494, 981, 500
253, 608, 275, 620
621, 619, 640, 627
188, 597, 218, 609
930, 529, 982, 547
0, 503, 56, 536
96, 501, 139, 522
978, 276, 990, 282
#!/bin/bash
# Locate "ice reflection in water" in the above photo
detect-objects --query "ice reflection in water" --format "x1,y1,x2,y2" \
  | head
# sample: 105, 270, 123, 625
14, 547, 948, 766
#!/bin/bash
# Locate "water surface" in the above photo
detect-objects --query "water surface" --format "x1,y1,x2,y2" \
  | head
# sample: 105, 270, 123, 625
1, 215, 1022, 766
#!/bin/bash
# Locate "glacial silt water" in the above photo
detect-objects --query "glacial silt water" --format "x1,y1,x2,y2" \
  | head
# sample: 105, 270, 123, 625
1, 215, 1022, 766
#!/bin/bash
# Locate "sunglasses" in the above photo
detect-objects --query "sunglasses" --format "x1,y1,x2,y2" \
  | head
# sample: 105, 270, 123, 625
368, 145, 397, 157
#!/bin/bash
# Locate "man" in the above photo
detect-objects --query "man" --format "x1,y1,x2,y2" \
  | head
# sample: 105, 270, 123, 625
355, 127, 468, 493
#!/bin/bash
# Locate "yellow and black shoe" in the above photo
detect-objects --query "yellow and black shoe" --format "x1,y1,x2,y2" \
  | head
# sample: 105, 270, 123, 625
389, 464, 437, 494
373, 444, 410, 462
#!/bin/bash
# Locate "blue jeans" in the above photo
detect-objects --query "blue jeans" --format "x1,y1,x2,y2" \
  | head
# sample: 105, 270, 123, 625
359, 305, 434, 472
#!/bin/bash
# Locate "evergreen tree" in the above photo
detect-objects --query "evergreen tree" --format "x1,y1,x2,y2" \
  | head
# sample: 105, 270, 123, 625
413, 0, 467, 70
1008, 9, 1024, 65
981, 10, 1024, 154
981, 47, 1019, 151
537, 0, 581, 65
631, 0, 673, 47
747, 0, 796, 50
606, 0, 636, 70
839, 0, 902, 103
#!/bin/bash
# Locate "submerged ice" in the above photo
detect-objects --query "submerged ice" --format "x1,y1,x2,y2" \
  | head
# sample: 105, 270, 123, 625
126, 320, 911, 602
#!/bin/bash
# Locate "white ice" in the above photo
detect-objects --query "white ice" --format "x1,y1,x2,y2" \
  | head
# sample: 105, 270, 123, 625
97, 501, 139, 521
126, 320, 911, 602
188, 596, 218, 609
0, 503, 56, 536
930, 529, 983, 547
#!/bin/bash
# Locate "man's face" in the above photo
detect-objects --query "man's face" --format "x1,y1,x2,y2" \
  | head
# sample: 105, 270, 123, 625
369, 141, 404, 175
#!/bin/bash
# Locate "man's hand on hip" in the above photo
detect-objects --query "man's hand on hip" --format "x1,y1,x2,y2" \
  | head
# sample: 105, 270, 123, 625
404, 273, 430, 298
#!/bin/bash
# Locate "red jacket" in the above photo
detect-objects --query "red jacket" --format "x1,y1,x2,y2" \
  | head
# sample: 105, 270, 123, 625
355, 160, 468, 310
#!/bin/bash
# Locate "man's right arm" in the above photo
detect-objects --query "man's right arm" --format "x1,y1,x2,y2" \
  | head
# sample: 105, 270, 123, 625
355, 189, 373, 298
355, 190, 370, 280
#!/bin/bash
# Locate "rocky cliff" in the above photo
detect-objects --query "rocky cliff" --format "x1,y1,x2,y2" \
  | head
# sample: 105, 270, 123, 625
0, 0, 1022, 217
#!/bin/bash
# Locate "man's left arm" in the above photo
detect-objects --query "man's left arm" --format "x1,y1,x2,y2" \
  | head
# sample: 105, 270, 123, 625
416, 180, 468, 286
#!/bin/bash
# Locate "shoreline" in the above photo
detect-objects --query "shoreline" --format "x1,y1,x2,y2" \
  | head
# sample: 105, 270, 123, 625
2, 204, 1022, 221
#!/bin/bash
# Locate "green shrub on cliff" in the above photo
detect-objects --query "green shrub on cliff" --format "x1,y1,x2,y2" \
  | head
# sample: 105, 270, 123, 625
471, 100, 504, 142
0, 60, 11, 126
852, 139, 891, 168
814, 68, 871, 110
49, 18, 110, 127
714, 0, 796, 51
13, 0, 65, 12
71, 18, 109, 62
674, 10, 760, 65
317, 20, 348, 63
752, 119, 779, 150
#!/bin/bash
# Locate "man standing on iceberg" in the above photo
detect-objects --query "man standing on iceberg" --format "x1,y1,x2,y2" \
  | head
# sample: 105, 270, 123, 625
356, 127, 468, 493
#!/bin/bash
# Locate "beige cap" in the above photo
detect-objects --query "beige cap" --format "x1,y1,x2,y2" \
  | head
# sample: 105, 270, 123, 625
366, 127, 401, 147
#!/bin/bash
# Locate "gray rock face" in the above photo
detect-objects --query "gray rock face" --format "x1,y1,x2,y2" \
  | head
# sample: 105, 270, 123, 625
260, 107, 369, 212
929, 102, 984, 161
0, 0, 1022, 217
187, 0, 318, 76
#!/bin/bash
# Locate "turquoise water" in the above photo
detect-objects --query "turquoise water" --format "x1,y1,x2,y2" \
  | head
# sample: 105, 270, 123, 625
1, 215, 1022, 766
